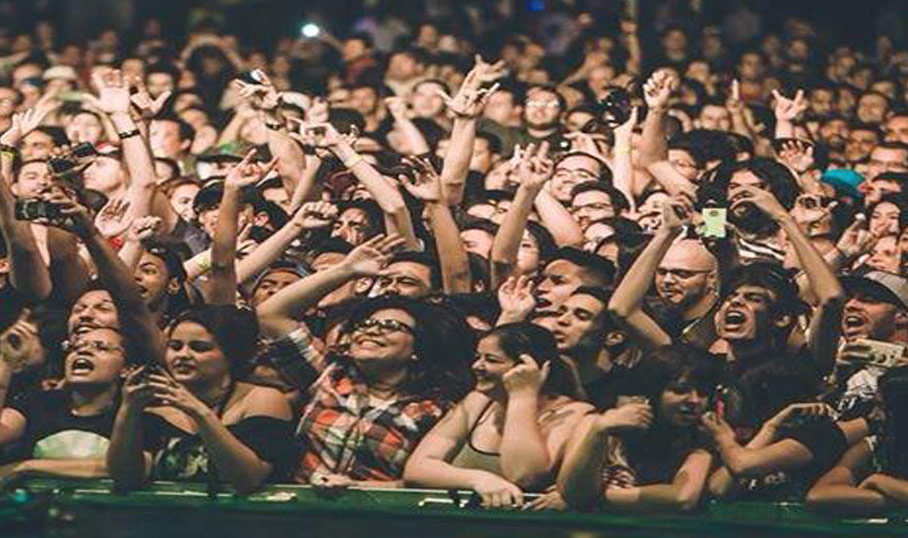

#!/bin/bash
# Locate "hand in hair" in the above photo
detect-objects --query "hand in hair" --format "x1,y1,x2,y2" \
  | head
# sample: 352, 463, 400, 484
503, 353, 550, 398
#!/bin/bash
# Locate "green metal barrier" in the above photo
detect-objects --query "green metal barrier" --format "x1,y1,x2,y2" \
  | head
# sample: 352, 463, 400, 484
3, 478, 908, 537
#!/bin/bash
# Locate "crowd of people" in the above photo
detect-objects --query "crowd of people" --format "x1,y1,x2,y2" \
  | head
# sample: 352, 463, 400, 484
2, 0, 908, 517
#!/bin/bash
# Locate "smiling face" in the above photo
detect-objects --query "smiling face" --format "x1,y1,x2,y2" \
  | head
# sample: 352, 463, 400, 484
655, 240, 716, 312
348, 308, 416, 365
472, 334, 516, 395
714, 284, 778, 343
523, 88, 562, 129
14, 161, 53, 198
65, 327, 126, 387
551, 155, 601, 202
68, 290, 120, 337
165, 321, 229, 385
571, 189, 615, 228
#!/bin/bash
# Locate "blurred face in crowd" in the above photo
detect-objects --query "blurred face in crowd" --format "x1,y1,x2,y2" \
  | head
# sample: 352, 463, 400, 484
884, 117, 908, 145
864, 176, 903, 205
342, 38, 369, 62
658, 375, 710, 428
150, 119, 189, 160
484, 91, 522, 127
842, 290, 907, 342
65, 327, 126, 387
66, 112, 104, 145
550, 292, 606, 353
516, 232, 541, 276
536, 259, 587, 314
869, 201, 901, 237
856, 93, 889, 124
332, 207, 372, 246
866, 235, 900, 273
564, 109, 596, 132
818, 118, 848, 150
166, 321, 229, 385
372, 261, 432, 298
844, 128, 880, 162
461, 227, 494, 259
83, 155, 127, 195
134, 251, 173, 307
571, 189, 616, 228
350, 87, 380, 118
20, 130, 55, 161
387, 52, 421, 81
410, 80, 446, 119
737, 52, 764, 82
668, 149, 700, 180
348, 309, 416, 365
867, 146, 908, 180
251, 268, 300, 307
146, 72, 175, 99
698, 104, 731, 131
261, 185, 290, 212
469, 137, 496, 174
524, 88, 562, 130
0, 87, 18, 118
68, 289, 120, 337
655, 240, 716, 313
14, 161, 53, 198
582, 222, 613, 252
550, 154, 601, 202
715, 284, 778, 344
170, 183, 199, 221
809, 88, 835, 118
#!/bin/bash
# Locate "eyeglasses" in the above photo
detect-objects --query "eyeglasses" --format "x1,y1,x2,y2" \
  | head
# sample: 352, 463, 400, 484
352, 318, 415, 335
63, 339, 124, 354
526, 100, 560, 109
571, 202, 613, 213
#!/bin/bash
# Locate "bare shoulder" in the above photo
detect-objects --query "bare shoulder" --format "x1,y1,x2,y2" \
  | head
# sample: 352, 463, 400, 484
240, 383, 293, 419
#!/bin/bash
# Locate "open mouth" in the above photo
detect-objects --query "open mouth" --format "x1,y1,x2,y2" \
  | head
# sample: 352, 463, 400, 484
170, 362, 196, 375
535, 297, 553, 310
723, 310, 747, 327
843, 314, 866, 328
70, 356, 95, 375
73, 323, 97, 335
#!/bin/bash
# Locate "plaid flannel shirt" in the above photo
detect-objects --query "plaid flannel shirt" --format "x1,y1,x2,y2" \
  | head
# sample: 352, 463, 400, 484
279, 325, 448, 482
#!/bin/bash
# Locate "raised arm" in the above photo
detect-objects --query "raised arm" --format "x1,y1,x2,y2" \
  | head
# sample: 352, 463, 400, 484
207, 151, 278, 305
490, 143, 551, 288
610, 106, 639, 214
638, 72, 696, 197
256, 234, 403, 339
385, 97, 430, 156
732, 186, 844, 375
0, 159, 51, 302
607, 197, 691, 350
401, 157, 471, 294
772, 89, 807, 140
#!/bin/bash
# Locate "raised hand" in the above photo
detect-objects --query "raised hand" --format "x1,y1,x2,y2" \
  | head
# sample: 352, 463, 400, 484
643, 69, 678, 112
144, 371, 211, 419
613, 106, 639, 143
725, 79, 744, 114
129, 76, 172, 119
661, 193, 695, 232
384, 96, 410, 120
772, 89, 807, 122
294, 201, 338, 230
94, 198, 133, 238
502, 354, 549, 397
225, 149, 279, 189
515, 142, 553, 190
776, 139, 815, 174
0, 314, 40, 372
120, 367, 162, 411
235, 69, 282, 111
89, 69, 132, 115
497, 275, 536, 320
35, 187, 95, 238
700, 411, 736, 441
729, 185, 788, 222
835, 214, 875, 261
438, 56, 503, 119
288, 120, 349, 150
126, 215, 162, 243
400, 156, 443, 202
0, 99, 60, 146
340, 234, 406, 276
593, 401, 653, 433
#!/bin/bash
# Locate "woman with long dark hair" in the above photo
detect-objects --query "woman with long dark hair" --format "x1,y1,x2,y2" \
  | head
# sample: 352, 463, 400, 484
404, 322, 592, 508
558, 344, 722, 512
807, 366, 908, 516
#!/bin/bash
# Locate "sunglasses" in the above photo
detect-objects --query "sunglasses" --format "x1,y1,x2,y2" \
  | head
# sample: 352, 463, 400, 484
352, 318, 415, 335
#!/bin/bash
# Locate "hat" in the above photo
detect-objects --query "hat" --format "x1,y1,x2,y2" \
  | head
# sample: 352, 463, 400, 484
841, 271, 908, 311
43, 66, 78, 82
821, 168, 863, 199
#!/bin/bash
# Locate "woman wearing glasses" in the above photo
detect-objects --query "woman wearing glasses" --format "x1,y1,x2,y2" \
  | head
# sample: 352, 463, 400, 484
403, 323, 593, 509
256, 235, 476, 488
0, 326, 126, 482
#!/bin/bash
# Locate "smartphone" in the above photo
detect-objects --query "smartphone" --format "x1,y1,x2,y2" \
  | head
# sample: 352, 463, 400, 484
14, 198, 60, 221
701, 208, 727, 239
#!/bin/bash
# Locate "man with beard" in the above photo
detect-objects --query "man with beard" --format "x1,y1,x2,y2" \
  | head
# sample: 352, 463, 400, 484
518, 85, 565, 148
609, 195, 719, 349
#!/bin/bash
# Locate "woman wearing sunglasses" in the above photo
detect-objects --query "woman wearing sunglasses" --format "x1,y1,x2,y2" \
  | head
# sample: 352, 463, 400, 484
403, 323, 593, 509
256, 236, 476, 488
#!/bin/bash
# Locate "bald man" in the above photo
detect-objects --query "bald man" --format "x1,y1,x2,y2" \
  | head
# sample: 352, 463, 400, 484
655, 238, 718, 322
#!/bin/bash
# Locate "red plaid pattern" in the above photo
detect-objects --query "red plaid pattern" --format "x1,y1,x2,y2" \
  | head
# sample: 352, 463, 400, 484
281, 326, 447, 482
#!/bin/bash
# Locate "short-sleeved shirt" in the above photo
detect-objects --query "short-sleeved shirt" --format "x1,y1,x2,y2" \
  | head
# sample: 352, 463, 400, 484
275, 325, 449, 482
7, 389, 116, 460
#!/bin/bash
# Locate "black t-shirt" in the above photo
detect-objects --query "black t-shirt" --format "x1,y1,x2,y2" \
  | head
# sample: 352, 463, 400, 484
141, 412, 299, 483
583, 363, 638, 411
7, 389, 116, 460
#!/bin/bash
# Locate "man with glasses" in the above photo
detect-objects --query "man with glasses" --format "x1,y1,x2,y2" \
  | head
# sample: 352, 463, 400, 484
549, 152, 610, 203
569, 183, 630, 229
519, 85, 565, 147
0, 326, 127, 481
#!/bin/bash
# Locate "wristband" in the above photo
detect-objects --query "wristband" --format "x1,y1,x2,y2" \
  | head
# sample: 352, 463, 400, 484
117, 129, 141, 140
0, 143, 18, 157
613, 147, 631, 155
342, 155, 364, 168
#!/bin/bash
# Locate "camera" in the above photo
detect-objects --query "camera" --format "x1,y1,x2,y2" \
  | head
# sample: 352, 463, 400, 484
48, 142, 97, 177
14, 198, 61, 221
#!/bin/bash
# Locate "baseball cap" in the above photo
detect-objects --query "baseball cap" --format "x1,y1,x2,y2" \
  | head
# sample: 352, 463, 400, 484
43, 65, 78, 82
841, 271, 908, 311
